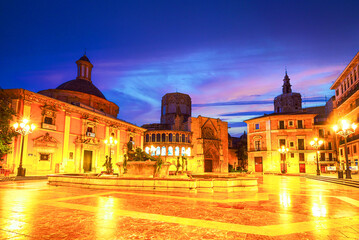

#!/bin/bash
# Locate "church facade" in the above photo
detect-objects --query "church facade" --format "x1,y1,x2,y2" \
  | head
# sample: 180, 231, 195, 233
2, 55, 145, 176
142, 93, 229, 173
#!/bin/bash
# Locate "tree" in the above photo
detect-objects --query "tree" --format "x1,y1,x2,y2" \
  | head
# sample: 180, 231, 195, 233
0, 89, 17, 161
236, 142, 248, 170
235, 132, 248, 171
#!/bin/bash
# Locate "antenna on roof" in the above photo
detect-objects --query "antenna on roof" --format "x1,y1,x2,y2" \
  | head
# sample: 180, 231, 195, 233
84, 48, 87, 56
285, 66, 287, 75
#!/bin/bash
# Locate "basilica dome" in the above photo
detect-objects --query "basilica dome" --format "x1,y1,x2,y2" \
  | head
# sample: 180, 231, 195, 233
39, 55, 119, 118
56, 79, 106, 99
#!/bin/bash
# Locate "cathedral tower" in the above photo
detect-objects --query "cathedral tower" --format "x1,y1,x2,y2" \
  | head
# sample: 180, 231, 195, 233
274, 71, 302, 113
161, 92, 191, 128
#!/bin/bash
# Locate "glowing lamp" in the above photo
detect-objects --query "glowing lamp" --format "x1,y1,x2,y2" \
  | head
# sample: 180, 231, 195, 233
12, 118, 36, 177
333, 119, 357, 179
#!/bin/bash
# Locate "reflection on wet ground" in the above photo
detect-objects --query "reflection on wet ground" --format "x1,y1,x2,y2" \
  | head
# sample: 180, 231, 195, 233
1, 175, 359, 239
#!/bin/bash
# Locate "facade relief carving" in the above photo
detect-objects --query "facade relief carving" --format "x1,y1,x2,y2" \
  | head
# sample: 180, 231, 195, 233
33, 133, 59, 148
74, 135, 100, 145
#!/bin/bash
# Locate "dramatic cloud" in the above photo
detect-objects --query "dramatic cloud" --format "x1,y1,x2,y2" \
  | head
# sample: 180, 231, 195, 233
2, 1, 358, 136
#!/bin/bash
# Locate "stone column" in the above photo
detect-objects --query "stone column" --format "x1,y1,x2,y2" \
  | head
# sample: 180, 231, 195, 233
61, 111, 71, 173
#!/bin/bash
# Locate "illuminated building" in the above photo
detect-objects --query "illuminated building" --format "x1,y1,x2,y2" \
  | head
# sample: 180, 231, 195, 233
2, 55, 145, 175
142, 93, 229, 173
245, 72, 336, 174
330, 52, 359, 169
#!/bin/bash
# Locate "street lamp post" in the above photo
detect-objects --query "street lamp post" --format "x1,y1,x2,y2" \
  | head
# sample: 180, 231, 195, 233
278, 145, 289, 173
310, 138, 323, 176
104, 136, 118, 174
13, 119, 36, 177
333, 120, 357, 179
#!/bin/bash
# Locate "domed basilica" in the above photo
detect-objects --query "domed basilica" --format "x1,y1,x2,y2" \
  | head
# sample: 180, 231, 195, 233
2, 55, 145, 175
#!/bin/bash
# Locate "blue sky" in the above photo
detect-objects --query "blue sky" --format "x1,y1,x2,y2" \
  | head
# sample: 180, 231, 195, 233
1, 0, 359, 136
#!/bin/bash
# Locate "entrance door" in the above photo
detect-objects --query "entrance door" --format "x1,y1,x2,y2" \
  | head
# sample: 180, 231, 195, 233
83, 150, 93, 172
321, 165, 326, 173
254, 157, 263, 172
204, 160, 213, 172
299, 163, 306, 173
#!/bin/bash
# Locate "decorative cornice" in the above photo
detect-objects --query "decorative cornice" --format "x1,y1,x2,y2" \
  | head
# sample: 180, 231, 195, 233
17, 89, 146, 133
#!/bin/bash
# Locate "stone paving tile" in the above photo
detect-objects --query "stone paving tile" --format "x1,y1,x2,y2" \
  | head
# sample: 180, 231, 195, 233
1, 176, 359, 239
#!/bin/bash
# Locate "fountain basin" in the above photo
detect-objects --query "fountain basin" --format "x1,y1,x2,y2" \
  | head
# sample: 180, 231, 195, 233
116, 161, 171, 178
48, 174, 258, 192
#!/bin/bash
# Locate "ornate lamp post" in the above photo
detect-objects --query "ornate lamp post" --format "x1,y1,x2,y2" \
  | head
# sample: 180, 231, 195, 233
310, 138, 323, 176
333, 120, 357, 179
278, 145, 289, 173
13, 119, 36, 176
104, 136, 118, 173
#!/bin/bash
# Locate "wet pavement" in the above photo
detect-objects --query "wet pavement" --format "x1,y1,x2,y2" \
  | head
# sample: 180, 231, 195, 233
0, 175, 359, 239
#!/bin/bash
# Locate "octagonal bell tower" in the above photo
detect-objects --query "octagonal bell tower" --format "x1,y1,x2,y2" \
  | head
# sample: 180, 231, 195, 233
161, 92, 192, 127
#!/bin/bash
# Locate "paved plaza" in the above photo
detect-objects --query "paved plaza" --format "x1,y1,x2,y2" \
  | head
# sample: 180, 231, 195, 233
0, 175, 359, 239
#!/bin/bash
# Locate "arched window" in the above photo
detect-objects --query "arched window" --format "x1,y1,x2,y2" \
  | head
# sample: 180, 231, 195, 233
145, 147, 150, 154
157, 133, 161, 142
182, 134, 185, 143
186, 148, 191, 156
161, 147, 166, 156
202, 127, 216, 139
188, 135, 190, 143
162, 133, 166, 142
176, 134, 179, 142
156, 147, 160, 156
169, 133, 173, 142
168, 146, 173, 156
175, 147, 180, 156
145, 134, 149, 142
152, 134, 156, 142
181, 147, 186, 156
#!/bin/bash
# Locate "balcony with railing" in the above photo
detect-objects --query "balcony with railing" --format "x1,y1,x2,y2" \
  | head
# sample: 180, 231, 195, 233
249, 147, 267, 152
320, 158, 337, 162
336, 82, 359, 107
339, 133, 359, 145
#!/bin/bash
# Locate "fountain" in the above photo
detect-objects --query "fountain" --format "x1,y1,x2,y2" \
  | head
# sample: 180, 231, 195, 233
48, 141, 258, 192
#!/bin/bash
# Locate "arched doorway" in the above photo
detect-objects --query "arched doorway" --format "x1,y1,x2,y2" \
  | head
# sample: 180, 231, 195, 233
204, 147, 220, 172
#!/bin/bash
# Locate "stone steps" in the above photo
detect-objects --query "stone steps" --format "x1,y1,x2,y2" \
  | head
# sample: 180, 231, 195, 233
305, 175, 359, 188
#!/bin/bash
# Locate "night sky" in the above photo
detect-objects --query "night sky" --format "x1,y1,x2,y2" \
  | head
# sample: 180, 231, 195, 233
1, 0, 359, 136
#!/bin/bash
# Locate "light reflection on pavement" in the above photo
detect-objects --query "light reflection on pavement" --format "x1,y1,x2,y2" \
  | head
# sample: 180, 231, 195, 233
0, 176, 359, 239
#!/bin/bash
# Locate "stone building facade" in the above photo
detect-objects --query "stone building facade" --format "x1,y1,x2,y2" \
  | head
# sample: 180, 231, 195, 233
142, 93, 229, 173
2, 55, 145, 175
330, 52, 359, 169
245, 112, 336, 174
245, 72, 336, 174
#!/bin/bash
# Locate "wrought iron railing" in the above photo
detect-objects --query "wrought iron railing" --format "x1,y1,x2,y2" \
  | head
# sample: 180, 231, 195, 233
339, 134, 359, 145
336, 83, 359, 107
